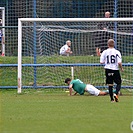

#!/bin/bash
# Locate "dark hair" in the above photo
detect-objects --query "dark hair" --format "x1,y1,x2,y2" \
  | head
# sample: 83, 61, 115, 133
65, 78, 71, 83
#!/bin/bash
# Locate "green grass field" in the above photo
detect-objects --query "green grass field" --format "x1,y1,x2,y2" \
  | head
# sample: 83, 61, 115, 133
0, 56, 133, 132
0, 89, 133, 133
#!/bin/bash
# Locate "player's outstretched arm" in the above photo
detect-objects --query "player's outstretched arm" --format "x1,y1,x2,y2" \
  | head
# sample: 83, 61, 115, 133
69, 84, 73, 96
68, 84, 77, 96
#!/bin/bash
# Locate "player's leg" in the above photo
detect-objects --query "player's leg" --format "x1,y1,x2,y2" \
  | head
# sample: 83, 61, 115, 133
98, 90, 108, 95
85, 84, 115, 96
105, 69, 114, 102
113, 70, 122, 102
108, 85, 114, 102
114, 70, 122, 95
85, 84, 100, 96
101, 89, 116, 94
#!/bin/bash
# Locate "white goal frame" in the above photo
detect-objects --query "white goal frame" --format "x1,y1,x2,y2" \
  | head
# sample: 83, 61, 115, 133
0, 7, 5, 56
18, 17, 133, 93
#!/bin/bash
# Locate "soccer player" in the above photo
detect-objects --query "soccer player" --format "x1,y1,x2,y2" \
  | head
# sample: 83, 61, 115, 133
100, 39, 123, 102
60, 40, 72, 56
65, 78, 112, 96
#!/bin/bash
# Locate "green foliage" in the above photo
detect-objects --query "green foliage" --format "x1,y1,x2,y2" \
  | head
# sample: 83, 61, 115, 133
1, 55, 132, 64
0, 56, 133, 87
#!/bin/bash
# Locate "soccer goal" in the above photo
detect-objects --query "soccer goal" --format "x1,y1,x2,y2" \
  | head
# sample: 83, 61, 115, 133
18, 18, 133, 93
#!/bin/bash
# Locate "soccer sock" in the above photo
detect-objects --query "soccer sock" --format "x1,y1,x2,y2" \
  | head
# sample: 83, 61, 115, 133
115, 84, 121, 95
103, 90, 109, 93
104, 89, 116, 93
105, 89, 116, 93
113, 89, 116, 93
109, 86, 114, 101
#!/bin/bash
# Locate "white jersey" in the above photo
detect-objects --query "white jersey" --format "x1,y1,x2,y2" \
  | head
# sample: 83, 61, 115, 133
100, 48, 122, 70
60, 44, 69, 56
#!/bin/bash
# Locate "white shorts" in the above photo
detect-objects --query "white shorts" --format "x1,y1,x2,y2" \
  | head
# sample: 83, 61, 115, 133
85, 84, 100, 96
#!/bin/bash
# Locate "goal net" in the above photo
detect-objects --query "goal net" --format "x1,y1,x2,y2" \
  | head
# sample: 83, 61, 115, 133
18, 18, 133, 93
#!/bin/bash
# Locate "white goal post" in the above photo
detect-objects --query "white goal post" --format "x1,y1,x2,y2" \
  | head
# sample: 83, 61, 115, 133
18, 18, 133, 93
0, 7, 5, 56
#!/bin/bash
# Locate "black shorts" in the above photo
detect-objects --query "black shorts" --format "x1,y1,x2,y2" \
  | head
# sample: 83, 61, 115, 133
105, 69, 122, 85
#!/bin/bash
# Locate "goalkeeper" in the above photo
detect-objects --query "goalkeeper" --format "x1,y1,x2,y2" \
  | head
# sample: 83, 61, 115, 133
65, 78, 115, 96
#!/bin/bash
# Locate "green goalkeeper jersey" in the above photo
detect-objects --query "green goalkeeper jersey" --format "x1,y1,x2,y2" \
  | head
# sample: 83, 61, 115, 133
70, 79, 86, 95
